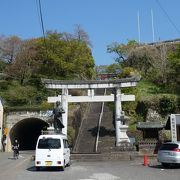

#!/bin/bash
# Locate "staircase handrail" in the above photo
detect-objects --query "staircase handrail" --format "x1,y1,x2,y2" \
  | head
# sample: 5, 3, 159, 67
94, 89, 106, 152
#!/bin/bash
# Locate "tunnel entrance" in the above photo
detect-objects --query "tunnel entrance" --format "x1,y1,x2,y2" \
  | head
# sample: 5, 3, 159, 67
10, 118, 49, 150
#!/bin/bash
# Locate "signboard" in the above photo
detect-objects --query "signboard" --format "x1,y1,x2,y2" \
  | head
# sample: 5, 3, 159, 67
170, 114, 177, 142
176, 114, 180, 125
4, 127, 8, 135
0, 100, 3, 150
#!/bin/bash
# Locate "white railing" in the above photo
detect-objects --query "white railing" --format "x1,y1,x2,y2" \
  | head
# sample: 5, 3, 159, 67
95, 89, 106, 152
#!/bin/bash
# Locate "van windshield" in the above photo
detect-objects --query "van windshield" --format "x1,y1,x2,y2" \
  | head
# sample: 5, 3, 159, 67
38, 138, 61, 149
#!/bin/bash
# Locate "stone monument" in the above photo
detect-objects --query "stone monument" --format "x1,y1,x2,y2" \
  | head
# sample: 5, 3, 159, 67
52, 101, 65, 131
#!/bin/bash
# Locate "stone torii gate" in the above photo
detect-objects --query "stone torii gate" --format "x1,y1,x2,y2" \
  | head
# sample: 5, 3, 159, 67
42, 78, 138, 146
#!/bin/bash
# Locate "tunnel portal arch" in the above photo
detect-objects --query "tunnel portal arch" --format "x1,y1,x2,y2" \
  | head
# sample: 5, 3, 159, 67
9, 118, 49, 150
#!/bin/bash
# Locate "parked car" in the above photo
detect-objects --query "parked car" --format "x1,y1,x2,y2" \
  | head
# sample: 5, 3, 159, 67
157, 141, 180, 167
35, 133, 71, 171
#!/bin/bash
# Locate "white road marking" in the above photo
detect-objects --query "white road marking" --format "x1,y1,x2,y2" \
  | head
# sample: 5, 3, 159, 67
90, 173, 120, 180
78, 179, 95, 180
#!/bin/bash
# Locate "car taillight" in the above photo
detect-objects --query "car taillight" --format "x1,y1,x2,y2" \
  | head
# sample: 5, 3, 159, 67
172, 148, 180, 152
36, 161, 41, 164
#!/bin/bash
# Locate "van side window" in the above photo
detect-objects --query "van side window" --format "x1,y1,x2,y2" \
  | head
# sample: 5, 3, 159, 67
63, 139, 69, 148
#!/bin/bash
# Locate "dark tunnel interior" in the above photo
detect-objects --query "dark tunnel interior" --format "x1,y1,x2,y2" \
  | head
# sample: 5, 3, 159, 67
10, 118, 49, 150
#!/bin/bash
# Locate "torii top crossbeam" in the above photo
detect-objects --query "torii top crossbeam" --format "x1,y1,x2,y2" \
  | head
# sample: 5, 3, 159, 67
41, 77, 138, 89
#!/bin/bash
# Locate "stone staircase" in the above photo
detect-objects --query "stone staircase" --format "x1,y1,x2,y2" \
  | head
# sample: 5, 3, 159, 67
73, 102, 101, 153
72, 89, 138, 161
97, 104, 116, 153
73, 97, 118, 153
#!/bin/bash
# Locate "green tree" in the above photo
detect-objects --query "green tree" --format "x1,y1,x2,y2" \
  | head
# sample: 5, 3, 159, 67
0, 60, 7, 72
107, 40, 180, 90
107, 40, 139, 63
159, 96, 176, 116
127, 46, 156, 76
5, 39, 40, 85
37, 31, 95, 80
167, 45, 180, 93
0, 36, 22, 63
118, 67, 141, 79
74, 24, 92, 47
0, 29, 95, 107
106, 63, 121, 74
3, 81, 38, 106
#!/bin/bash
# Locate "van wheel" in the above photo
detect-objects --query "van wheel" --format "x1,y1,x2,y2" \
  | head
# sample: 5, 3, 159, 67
61, 165, 65, 171
162, 163, 170, 168
67, 159, 71, 167
61, 161, 65, 171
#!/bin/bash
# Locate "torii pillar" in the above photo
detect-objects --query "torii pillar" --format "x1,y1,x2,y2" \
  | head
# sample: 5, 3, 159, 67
115, 88, 130, 146
61, 89, 68, 135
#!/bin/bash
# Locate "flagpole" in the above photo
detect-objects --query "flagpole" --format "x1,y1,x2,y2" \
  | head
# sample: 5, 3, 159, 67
137, 11, 141, 44
151, 9, 155, 42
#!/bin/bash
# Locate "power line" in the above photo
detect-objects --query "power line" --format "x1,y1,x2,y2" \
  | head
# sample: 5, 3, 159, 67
37, 0, 46, 40
155, 0, 180, 35
36, 0, 48, 60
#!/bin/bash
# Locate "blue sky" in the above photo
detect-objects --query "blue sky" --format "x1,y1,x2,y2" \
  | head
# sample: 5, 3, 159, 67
1, 0, 180, 65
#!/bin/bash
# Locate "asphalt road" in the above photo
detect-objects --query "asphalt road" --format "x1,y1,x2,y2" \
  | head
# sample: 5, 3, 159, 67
0, 151, 180, 180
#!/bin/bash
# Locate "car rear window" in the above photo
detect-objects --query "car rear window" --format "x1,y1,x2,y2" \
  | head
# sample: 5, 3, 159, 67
160, 143, 178, 150
38, 138, 61, 149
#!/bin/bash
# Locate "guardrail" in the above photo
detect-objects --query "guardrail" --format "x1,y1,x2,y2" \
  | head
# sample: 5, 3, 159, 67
138, 140, 162, 153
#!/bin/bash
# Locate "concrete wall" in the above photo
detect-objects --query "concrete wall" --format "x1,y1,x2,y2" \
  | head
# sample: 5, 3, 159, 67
4, 111, 49, 152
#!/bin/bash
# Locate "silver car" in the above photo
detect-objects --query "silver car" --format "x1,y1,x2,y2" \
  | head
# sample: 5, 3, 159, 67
157, 142, 180, 167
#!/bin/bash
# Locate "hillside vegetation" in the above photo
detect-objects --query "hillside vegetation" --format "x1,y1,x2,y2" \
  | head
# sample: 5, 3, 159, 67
0, 33, 179, 125
105, 40, 180, 132
0, 29, 95, 109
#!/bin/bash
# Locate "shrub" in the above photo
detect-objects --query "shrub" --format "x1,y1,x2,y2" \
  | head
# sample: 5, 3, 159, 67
159, 96, 176, 116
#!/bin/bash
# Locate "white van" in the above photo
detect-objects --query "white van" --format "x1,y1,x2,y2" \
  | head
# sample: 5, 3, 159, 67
35, 133, 71, 171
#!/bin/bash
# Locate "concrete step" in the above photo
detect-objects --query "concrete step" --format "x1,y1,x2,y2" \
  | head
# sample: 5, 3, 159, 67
71, 152, 157, 162
71, 152, 133, 161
